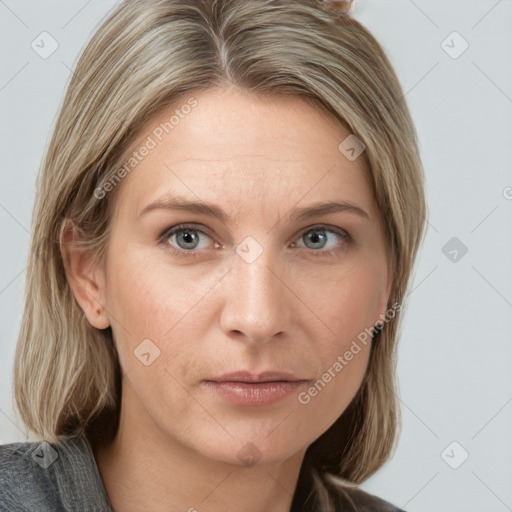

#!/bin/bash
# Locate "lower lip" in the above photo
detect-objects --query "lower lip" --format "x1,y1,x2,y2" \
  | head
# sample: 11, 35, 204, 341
203, 381, 304, 406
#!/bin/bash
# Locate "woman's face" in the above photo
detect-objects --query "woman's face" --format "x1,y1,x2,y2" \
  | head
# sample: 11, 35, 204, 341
90, 87, 391, 466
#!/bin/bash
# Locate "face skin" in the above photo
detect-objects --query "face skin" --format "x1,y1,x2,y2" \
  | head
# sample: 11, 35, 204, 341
62, 86, 391, 512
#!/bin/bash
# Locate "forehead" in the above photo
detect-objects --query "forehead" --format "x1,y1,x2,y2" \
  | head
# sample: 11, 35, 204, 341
113, 87, 375, 221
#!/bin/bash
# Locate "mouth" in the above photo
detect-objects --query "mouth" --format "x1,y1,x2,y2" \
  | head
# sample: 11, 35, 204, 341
203, 371, 310, 406
207, 371, 305, 383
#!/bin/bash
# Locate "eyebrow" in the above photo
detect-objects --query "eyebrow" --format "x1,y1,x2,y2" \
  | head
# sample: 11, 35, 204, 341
138, 194, 370, 223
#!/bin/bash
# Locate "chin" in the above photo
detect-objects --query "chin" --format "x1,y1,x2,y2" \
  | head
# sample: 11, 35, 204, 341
188, 427, 309, 468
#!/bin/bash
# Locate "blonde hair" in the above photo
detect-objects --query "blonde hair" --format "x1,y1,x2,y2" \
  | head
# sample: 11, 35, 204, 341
13, 0, 426, 508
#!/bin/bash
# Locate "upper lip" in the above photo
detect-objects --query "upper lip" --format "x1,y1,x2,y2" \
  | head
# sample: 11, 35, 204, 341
206, 371, 305, 383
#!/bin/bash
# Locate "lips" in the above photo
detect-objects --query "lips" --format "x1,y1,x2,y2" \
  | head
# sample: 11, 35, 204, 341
207, 371, 304, 383
203, 371, 310, 406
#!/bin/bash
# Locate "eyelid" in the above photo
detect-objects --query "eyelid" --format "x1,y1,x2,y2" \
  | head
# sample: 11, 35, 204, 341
289, 225, 352, 253
159, 223, 352, 255
291, 224, 351, 242
159, 223, 217, 250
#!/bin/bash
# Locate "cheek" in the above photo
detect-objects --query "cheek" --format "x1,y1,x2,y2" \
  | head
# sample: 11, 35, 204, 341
292, 257, 383, 419
298, 343, 370, 437
105, 245, 204, 331
103, 247, 223, 372
297, 271, 374, 429
305, 257, 385, 345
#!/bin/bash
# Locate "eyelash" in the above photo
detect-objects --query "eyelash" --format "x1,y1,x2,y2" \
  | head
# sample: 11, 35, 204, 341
158, 223, 353, 259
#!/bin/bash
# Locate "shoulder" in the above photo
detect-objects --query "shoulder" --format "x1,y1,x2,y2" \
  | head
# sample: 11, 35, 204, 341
324, 473, 406, 512
0, 439, 55, 511
0, 435, 112, 512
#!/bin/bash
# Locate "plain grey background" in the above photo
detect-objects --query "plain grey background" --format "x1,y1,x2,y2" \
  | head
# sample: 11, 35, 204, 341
1, 1, 511, 511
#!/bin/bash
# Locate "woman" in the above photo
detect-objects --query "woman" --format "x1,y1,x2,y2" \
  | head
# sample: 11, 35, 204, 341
0, 0, 426, 510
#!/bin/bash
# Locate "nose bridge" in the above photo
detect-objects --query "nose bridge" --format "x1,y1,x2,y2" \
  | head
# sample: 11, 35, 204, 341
220, 242, 289, 342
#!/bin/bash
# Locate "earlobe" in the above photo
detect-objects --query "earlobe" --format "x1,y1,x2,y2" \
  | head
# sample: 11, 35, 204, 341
59, 221, 110, 330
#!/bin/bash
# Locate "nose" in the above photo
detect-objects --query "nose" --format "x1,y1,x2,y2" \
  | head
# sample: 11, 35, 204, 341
218, 243, 291, 344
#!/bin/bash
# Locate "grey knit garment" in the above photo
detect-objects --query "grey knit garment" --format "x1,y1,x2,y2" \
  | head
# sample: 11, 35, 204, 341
0, 435, 112, 511
0, 435, 405, 511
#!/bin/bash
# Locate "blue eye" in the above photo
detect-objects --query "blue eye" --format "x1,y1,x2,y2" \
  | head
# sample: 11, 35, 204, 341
303, 229, 331, 250
294, 227, 351, 254
159, 224, 352, 257
162, 225, 211, 252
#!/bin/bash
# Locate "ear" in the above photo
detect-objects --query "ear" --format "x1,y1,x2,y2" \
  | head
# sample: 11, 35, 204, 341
59, 221, 110, 330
